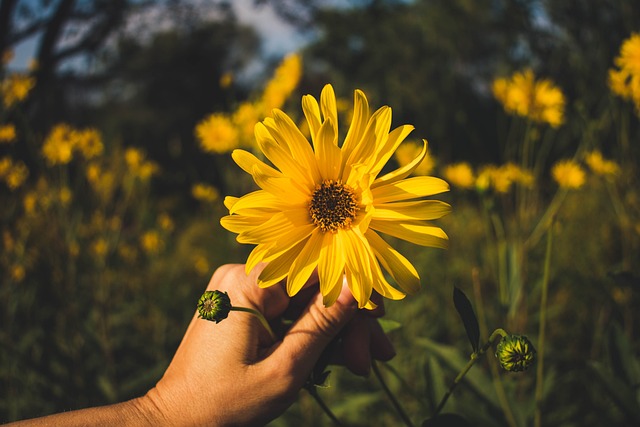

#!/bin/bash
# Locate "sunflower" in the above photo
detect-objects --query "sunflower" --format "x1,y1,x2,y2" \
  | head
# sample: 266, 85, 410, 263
221, 84, 450, 309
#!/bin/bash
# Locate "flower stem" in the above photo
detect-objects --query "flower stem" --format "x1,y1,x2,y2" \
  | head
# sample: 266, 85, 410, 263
230, 306, 277, 342
534, 221, 553, 427
372, 360, 414, 427
433, 329, 508, 418
307, 387, 344, 427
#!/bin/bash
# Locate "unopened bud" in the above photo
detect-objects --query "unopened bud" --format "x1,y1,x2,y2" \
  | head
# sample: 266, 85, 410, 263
495, 334, 536, 372
197, 290, 232, 323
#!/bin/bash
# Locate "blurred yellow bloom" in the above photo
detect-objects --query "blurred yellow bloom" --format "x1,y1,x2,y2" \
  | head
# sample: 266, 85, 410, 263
492, 68, 565, 127
476, 163, 533, 193
42, 124, 75, 165
158, 213, 174, 232
118, 243, 138, 263
23, 191, 37, 215
443, 162, 475, 189
125, 147, 158, 180
58, 187, 72, 205
92, 238, 109, 257
261, 53, 302, 113
193, 253, 210, 276
195, 113, 239, 153
232, 102, 261, 147
609, 33, 640, 111
0, 156, 29, 190
395, 141, 435, 175
584, 150, 620, 178
141, 230, 163, 254
219, 72, 233, 88
75, 128, 104, 159
192, 183, 220, 202
11, 265, 26, 282
1, 73, 35, 108
552, 159, 585, 189
0, 124, 16, 143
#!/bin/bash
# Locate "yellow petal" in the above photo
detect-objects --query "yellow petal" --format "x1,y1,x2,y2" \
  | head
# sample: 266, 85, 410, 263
371, 176, 449, 203
372, 200, 452, 221
237, 208, 311, 244
246, 243, 273, 274
365, 229, 420, 295
370, 125, 415, 177
302, 94, 322, 145
258, 239, 307, 288
287, 230, 324, 296
229, 190, 287, 215
369, 220, 449, 249
251, 165, 309, 201
341, 89, 369, 168
272, 109, 321, 182
318, 231, 346, 305
344, 106, 390, 172
220, 214, 266, 234
342, 229, 373, 308
256, 136, 312, 187
372, 139, 428, 188
315, 117, 341, 180
224, 196, 238, 210
232, 149, 280, 178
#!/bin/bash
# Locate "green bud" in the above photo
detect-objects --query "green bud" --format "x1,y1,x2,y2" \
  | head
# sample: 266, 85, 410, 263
495, 334, 536, 372
197, 290, 232, 323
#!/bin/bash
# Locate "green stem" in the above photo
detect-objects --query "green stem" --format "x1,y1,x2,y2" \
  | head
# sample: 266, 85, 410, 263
230, 306, 277, 342
472, 269, 519, 427
307, 387, 344, 427
372, 360, 414, 427
433, 329, 508, 418
534, 221, 553, 427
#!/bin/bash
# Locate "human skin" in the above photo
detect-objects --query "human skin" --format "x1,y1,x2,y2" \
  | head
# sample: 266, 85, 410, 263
9, 263, 395, 426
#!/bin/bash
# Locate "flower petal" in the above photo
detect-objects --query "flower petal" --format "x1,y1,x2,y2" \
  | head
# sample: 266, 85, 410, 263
272, 109, 321, 182
314, 117, 342, 180
369, 220, 449, 249
369, 125, 415, 177
251, 165, 310, 201
232, 149, 281, 178
371, 176, 450, 203
318, 231, 346, 306
287, 230, 324, 296
372, 139, 428, 188
365, 230, 421, 295
237, 208, 312, 245
341, 89, 369, 167
372, 200, 452, 221
302, 94, 322, 145
342, 229, 373, 308
220, 214, 267, 234
229, 190, 287, 215
258, 239, 307, 288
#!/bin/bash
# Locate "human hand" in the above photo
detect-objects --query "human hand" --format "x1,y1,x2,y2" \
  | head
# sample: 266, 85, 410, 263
139, 263, 396, 426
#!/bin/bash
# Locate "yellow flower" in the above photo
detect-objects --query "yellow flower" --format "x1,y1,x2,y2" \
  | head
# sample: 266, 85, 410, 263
443, 162, 475, 189
0, 157, 28, 190
42, 124, 75, 165
492, 68, 565, 127
75, 128, 104, 159
394, 141, 435, 175
11, 265, 26, 282
260, 53, 302, 113
609, 33, 640, 111
1, 73, 35, 108
0, 124, 17, 143
221, 84, 451, 308
232, 102, 261, 148
125, 147, 158, 180
192, 183, 220, 203
584, 150, 620, 179
141, 230, 163, 254
219, 72, 233, 88
195, 113, 239, 153
92, 238, 109, 257
552, 159, 585, 189
158, 213, 174, 232
476, 163, 533, 193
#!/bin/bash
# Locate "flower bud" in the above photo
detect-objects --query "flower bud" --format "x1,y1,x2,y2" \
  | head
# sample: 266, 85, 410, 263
495, 334, 536, 372
197, 290, 232, 323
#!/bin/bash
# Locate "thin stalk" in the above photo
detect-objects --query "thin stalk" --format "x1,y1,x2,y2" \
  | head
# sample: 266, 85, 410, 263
433, 329, 508, 418
372, 360, 414, 427
534, 222, 554, 427
230, 307, 277, 342
472, 269, 519, 427
307, 388, 344, 427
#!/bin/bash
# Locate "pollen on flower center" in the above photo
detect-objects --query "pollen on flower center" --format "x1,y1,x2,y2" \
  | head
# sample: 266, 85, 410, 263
309, 180, 359, 233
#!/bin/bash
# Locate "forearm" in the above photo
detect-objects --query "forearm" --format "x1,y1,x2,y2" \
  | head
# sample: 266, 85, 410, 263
7, 396, 164, 426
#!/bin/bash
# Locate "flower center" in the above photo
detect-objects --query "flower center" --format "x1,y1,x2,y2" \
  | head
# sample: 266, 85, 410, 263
309, 180, 359, 233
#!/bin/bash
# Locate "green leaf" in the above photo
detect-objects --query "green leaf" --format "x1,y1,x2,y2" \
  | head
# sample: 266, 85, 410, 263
378, 318, 403, 334
453, 287, 480, 353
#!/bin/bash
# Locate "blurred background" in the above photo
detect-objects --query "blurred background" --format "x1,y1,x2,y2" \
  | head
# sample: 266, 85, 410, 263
1, 0, 639, 425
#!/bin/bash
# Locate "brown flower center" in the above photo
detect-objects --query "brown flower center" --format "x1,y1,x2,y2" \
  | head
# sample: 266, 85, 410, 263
309, 180, 359, 233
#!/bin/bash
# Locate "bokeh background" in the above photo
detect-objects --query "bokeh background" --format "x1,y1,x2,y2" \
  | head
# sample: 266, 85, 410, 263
1, 1, 640, 425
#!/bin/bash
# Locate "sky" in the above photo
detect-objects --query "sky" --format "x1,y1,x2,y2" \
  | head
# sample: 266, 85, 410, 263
7, 0, 309, 71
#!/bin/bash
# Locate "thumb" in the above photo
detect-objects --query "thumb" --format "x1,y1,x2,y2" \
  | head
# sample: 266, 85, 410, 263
267, 281, 357, 385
